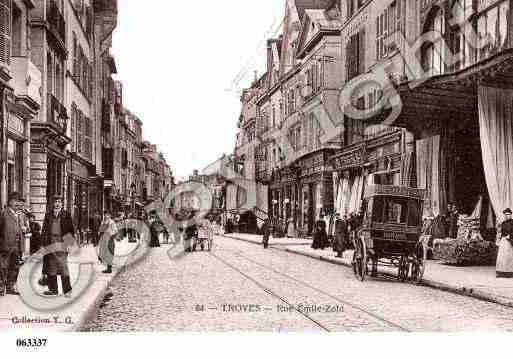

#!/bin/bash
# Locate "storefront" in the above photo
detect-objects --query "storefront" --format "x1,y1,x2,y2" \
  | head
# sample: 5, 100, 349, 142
371, 47, 513, 264
67, 153, 100, 234
296, 150, 335, 235
332, 129, 404, 219
269, 165, 299, 223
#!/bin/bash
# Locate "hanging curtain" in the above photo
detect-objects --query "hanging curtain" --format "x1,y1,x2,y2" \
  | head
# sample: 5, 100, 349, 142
416, 137, 430, 216
487, 200, 495, 229
339, 177, 350, 216
333, 171, 339, 214
431, 135, 441, 216
226, 184, 238, 211
348, 176, 364, 214
355, 175, 365, 213
416, 135, 444, 217
315, 184, 322, 221
478, 85, 513, 215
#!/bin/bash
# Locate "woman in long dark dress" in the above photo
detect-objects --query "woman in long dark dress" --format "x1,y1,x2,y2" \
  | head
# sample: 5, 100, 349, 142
312, 219, 328, 250
149, 216, 162, 248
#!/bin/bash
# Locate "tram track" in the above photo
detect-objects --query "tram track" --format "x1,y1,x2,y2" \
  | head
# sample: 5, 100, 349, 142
208, 251, 331, 332
210, 242, 410, 332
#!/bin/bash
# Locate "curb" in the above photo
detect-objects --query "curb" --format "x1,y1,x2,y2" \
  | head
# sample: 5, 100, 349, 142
223, 234, 513, 310
69, 265, 126, 332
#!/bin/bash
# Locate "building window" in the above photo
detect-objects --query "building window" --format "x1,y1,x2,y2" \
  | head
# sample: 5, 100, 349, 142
84, 117, 92, 160
346, 29, 366, 81
422, 7, 445, 76
73, 32, 78, 76
47, 53, 53, 95
0, 0, 11, 65
477, 0, 509, 60
376, 1, 404, 60
76, 108, 83, 154
7, 138, 23, 196
11, 3, 21, 57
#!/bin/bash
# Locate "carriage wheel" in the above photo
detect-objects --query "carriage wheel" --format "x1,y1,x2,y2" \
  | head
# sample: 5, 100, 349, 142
411, 244, 426, 284
352, 237, 367, 282
398, 256, 409, 282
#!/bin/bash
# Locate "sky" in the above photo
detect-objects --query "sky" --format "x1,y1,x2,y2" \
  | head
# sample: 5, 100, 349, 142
111, 0, 285, 181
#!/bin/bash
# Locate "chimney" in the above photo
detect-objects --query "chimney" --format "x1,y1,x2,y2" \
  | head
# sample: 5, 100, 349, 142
254, 70, 258, 84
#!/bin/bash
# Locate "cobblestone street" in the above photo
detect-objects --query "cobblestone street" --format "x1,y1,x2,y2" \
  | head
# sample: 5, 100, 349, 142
83, 236, 513, 332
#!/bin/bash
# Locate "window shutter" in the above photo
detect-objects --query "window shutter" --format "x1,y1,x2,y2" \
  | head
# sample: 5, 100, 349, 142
77, 111, 83, 154
0, 0, 11, 66
73, 33, 77, 75
320, 60, 324, 88
345, 40, 351, 80
70, 105, 75, 152
347, 0, 354, 17
358, 29, 366, 75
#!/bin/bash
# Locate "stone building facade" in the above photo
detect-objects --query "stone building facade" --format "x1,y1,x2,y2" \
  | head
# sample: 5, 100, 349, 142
0, 0, 42, 210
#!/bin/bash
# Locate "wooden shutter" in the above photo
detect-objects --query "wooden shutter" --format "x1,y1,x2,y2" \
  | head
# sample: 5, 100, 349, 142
0, 0, 11, 66
77, 110, 83, 154
70, 105, 75, 152
358, 29, 366, 75
73, 33, 77, 75
347, 0, 354, 18
345, 40, 350, 80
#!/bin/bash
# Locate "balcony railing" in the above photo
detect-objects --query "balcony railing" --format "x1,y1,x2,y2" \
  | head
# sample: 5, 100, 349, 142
47, 0, 66, 46
47, 93, 67, 133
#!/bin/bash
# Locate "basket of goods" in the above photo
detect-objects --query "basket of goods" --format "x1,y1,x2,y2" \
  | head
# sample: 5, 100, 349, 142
433, 216, 497, 265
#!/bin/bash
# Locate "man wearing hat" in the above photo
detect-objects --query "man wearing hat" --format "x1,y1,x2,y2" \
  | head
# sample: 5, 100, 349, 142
0, 192, 25, 295
496, 208, 513, 278
41, 195, 75, 296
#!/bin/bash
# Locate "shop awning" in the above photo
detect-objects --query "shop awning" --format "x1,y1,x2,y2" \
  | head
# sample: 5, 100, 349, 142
366, 48, 513, 135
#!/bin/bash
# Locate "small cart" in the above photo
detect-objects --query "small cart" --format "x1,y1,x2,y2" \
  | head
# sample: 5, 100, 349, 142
352, 185, 426, 283
192, 222, 213, 252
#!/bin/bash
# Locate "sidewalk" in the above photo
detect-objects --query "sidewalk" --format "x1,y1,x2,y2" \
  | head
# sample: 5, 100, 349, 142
223, 233, 513, 308
0, 239, 136, 332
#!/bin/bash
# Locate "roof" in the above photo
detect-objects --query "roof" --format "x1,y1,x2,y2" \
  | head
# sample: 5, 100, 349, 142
295, 0, 337, 19
303, 9, 342, 29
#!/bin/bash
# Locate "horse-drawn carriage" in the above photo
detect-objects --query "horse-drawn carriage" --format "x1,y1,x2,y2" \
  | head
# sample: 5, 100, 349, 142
352, 185, 426, 283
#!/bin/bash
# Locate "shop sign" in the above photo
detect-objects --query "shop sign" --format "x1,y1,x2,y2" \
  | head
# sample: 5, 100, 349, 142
365, 185, 426, 199
8, 113, 24, 136
334, 149, 366, 171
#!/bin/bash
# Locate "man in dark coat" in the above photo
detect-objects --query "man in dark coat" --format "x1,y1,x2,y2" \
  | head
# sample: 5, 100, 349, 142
27, 212, 42, 255
312, 217, 328, 250
262, 218, 271, 249
90, 212, 101, 247
334, 214, 349, 258
41, 195, 75, 296
0, 192, 25, 295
